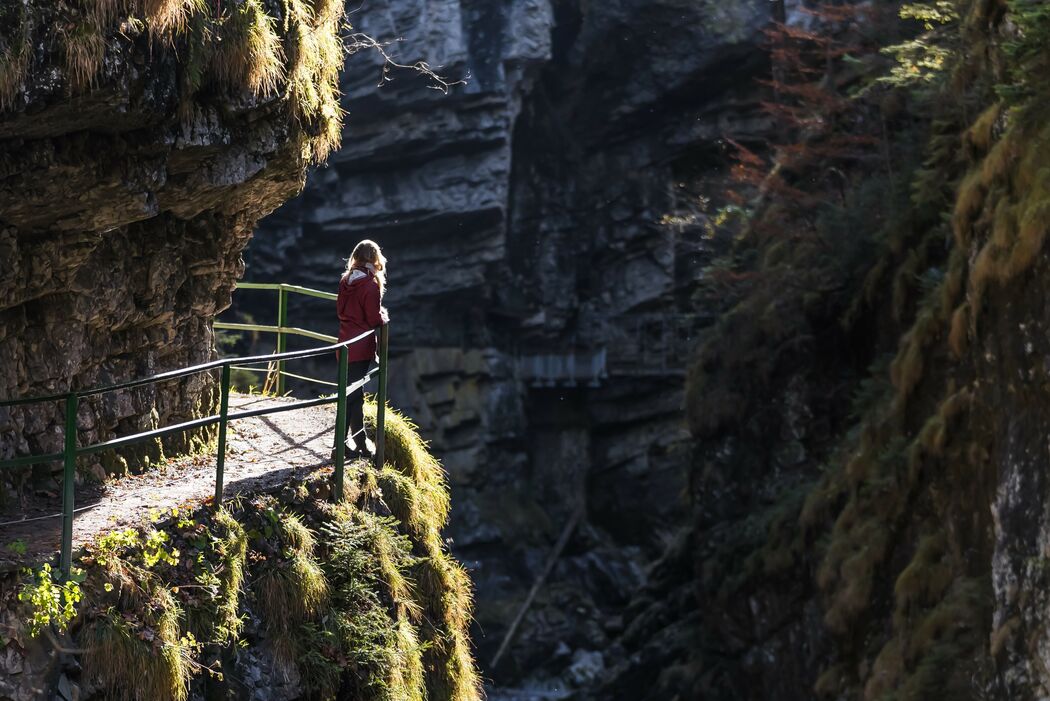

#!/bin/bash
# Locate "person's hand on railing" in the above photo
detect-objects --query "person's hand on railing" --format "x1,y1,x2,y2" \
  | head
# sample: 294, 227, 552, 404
380, 306, 390, 325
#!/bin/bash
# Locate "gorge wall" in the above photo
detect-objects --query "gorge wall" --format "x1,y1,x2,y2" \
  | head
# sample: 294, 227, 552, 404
245, 0, 775, 691
250, 0, 1050, 698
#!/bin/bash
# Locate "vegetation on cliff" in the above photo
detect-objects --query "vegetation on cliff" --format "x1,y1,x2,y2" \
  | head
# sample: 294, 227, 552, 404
9, 403, 481, 701
0, 0, 344, 162
677, 0, 1050, 698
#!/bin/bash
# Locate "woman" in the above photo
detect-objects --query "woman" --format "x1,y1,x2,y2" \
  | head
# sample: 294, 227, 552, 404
335, 239, 388, 459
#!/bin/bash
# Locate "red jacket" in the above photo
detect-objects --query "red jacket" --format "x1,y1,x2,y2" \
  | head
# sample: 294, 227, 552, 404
337, 267, 386, 362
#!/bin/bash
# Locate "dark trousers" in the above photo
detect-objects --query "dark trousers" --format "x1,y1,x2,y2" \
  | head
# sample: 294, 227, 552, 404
344, 360, 372, 446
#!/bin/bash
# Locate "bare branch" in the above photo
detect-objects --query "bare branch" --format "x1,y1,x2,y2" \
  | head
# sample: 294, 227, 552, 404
344, 31, 468, 94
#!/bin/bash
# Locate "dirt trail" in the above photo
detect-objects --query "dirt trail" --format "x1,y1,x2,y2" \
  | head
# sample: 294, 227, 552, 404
0, 393, 345, 560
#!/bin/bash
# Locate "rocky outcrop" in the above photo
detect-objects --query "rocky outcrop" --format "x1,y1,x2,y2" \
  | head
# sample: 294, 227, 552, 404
0, 0, 342, 486
247, 0, 773, 691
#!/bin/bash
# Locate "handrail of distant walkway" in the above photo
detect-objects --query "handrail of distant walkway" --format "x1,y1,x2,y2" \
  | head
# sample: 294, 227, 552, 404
0, 282, 390, 579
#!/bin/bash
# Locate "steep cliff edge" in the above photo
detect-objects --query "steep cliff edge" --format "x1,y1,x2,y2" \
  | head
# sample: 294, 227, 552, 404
0, 0, 343, 487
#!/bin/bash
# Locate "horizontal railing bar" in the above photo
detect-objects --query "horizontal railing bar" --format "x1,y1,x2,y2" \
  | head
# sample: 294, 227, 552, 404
0, 394, 66, 408
233, 282, 282, 291
229, 366, 340, 389
77, 415, 223, 456
0, 503, 99, 528
215, 322, 337, 344
0, 451, 66, 468
224, 394, 335, 421
275, 370, 340, 387
234, 282, 337, 301
0, 328, 375, 408
0, 370, 377, 469
278, 284, 337, 301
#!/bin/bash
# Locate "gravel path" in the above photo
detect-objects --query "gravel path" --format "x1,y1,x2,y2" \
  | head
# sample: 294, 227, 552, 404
0, 393, 346, 560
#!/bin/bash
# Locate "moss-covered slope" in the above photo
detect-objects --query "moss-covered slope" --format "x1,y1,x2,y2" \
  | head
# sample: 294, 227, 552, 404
2, 405, 482, 701
595, 1, 1050, 699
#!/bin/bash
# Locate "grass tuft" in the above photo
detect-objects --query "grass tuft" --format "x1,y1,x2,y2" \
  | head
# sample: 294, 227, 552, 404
285, 0, 345, 163
252, 512, 329, 664
83, 581, 191, 701
0, 4, 30, 110
141, 0, 198, 36
893, 532, 953, 628
212, 0, 284, 97
187, 508, 247, 644
61, 20, 106, 92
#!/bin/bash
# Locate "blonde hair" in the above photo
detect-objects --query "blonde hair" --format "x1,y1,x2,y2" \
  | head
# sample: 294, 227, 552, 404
343, 239, 387, 293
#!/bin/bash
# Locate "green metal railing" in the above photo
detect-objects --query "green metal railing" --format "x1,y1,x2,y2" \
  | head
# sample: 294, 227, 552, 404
0, 283, 388, 578
215, 282, 343, 393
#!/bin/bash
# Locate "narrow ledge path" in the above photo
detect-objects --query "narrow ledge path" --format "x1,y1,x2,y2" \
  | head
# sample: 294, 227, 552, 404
0, 393, 348, 562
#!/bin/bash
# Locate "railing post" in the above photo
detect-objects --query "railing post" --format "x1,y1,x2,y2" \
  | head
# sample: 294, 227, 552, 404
60, 393, 78, 580
333, 346, 349, 502
375, 324, 389, 470
276, 285, 288, 395
214, 364, 231, 508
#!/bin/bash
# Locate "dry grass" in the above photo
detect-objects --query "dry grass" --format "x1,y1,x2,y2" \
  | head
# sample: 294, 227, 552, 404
823, 523, 890, 633
83, 582, 190, 701
285, 0, 345, 163
422, 625, 484, 701
141, 0, 199, 36
367, 402, 451, 525
361, 403, 480, 700
61, 20, 107, 92
939, 250, 966, 316
387, 618, 426, 701
0, 4, 30, 110
212, 0, 284, 96
890, 331, 925, 404
952, 170, 986, 248
49, 0, 343, 169
798, 473, 846, 532
814, 663, 848, 698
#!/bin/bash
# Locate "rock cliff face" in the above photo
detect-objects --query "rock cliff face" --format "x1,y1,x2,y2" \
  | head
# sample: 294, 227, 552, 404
0, 0, 342, 484
247, 0, 773, 690
598, 1, 1050, 699
251, 0, 1050, 698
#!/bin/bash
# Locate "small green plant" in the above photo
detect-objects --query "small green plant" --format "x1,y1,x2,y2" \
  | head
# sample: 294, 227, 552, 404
6, 538, 27, 555
19, 563, 84, 636
91, 526, 179, 569
143, 529, 180, 568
